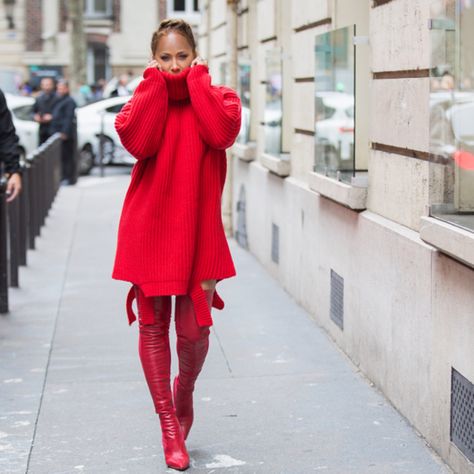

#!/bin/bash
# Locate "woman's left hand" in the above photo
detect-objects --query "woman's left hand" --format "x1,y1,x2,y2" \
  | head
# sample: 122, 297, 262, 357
191, 56, 208, 68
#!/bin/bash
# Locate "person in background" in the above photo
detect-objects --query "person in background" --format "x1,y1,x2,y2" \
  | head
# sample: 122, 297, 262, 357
32, 77, 58, 144
0, 89, 22, 202
110, 74, 131, 97
50, 80, 77, 185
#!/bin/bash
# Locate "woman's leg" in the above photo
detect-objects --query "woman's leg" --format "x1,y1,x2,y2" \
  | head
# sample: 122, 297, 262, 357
173, 286, 214, 440
135, 286, 189, 471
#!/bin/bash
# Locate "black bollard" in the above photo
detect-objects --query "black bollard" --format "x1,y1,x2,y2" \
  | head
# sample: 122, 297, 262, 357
0, 177, 8, 313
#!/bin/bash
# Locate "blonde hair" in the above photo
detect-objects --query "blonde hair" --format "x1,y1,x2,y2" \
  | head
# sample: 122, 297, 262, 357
151, 18, 197, 56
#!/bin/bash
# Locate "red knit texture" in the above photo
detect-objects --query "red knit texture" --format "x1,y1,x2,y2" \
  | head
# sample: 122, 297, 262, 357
112, 65, 241, 327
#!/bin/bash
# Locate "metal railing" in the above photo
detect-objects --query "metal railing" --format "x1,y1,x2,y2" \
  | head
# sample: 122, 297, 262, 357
0, 134, 62, 313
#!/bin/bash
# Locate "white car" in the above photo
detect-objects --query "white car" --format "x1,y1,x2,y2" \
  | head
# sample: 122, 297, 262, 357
4, 93, 38, 161
76, 96, 135, 170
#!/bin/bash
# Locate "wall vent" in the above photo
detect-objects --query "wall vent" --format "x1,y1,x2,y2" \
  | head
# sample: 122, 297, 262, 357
451, 368, 474, 462
271, 223, 279, 264
235, 185, 248, 249
330, 269, 344, 330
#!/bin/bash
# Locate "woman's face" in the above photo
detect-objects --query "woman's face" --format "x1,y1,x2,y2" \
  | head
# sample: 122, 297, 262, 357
154, 32, 196, 74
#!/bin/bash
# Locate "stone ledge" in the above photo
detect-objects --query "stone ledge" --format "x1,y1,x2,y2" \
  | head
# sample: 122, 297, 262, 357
308, 172, 368, 210
233, 142, 257, 162
260, 152, 291, 177
420, 217, 474, 269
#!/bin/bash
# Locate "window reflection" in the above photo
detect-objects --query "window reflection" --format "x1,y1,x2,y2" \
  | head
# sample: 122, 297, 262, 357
314, 26, 355, 182
238, 61, 251, 144
430, 0, 474, 232
264, 48, 282, 156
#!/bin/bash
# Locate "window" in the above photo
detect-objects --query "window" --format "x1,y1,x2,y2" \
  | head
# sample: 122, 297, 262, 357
84, 0, 112, 18
429, 0, 474, 232
264, 48, 283, 156
105, 103, 124, 114
168, 0, 199, 15
237, 60, 251, 144
314, 26, 356, 183
12, 105, 34, 122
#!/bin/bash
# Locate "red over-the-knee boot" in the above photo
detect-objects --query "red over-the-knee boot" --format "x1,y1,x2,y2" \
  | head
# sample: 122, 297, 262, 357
173, 289, 213, 440
136, 287, 190, 471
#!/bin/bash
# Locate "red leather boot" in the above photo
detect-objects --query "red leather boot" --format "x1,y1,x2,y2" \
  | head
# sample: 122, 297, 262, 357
136, 287, 190, 471
173, 289, 213, 440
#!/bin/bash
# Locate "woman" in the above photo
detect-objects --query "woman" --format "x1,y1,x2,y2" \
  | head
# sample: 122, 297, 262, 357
112, 19, 241, 471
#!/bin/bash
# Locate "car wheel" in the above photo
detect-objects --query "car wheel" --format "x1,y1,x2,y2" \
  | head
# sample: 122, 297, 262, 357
97, 136, 115, 165
79, 144, 95, 175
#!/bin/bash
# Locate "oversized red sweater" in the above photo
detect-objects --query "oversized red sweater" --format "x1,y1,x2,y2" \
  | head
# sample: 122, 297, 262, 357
112, 65, 241, 327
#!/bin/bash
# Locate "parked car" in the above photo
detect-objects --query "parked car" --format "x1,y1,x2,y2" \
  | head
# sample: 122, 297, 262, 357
4, 93, 38, 161
102, 75, 142, 99
76, 96, 134, 170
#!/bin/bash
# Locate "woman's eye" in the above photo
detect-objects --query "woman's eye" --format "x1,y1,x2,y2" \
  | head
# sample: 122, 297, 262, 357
179, 55, 188, 60
160, 56, 170, 61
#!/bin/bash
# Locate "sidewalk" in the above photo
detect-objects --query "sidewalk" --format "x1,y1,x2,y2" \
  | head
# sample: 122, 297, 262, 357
0, 170, 451, 474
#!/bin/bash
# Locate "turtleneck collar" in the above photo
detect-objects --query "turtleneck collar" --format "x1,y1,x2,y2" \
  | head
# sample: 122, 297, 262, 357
161, 68, 191, 101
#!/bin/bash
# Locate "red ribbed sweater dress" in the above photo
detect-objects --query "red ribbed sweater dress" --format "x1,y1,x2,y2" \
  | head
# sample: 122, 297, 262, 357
112, 65, 241, 327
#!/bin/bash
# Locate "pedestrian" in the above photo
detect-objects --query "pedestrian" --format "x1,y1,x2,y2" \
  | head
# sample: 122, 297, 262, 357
110, 73, 131, 97
0, 89, 22, 201
112, 18, 241, 471
32, 77, 58, 144
50, 80, 77, 185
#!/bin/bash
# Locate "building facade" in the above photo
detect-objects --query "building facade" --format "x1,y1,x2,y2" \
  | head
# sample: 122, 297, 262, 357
0, 0, 198, 88
200, 1, 474, 472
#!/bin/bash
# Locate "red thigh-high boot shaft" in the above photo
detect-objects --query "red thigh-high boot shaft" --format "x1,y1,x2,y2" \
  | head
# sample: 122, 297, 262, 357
135, 287, 189, 471
173, 289, 213, 440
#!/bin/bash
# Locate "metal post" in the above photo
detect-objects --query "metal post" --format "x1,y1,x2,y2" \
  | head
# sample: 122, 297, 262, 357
8, 195, 20, 288
99, 110, 105, 177
0, 176, 9, 313
18, 166, 28, 266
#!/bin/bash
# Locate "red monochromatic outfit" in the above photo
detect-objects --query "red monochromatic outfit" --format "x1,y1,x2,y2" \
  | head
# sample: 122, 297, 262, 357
113, 64, 241, 327
112, 64, 241, 471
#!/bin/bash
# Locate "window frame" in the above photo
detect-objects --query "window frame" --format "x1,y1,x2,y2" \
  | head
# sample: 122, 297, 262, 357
84, 0, 113, 18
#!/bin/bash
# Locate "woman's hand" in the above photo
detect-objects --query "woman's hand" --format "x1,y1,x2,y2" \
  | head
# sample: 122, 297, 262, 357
147, 59, 162, 71
191, 56, 208, 68
6, 173, 22, 202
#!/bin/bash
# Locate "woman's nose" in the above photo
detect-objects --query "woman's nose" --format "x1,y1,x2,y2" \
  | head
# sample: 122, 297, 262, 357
171, 58, 180, 72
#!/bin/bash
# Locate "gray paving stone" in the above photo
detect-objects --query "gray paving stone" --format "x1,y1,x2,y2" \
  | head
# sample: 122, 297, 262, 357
0, 171, 451, 474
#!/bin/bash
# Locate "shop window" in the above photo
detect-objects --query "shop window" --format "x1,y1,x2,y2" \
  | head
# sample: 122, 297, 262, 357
314, 26, 356, 182
84, 0, 112, 17
238, 59, 251, 144
430, 0, 474, 232
264, 48, 283, 156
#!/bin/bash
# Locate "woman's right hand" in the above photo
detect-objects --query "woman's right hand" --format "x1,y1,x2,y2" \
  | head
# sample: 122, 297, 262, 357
147, 59, 162, 71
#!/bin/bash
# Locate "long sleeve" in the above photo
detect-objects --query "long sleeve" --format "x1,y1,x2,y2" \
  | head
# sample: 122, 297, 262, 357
0, 90, 21, 175
187, 65, 241, 150
115, 68, 169, 160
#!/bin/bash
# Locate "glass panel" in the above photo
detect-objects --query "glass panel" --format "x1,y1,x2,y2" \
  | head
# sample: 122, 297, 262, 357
237, 60, 251, 144
173, 0, 186, 11
429, 0, 474, 232
314, 26, 355, 183
194, 0, 199, 12
93, 0, 107, 13
264, 48, 282, 156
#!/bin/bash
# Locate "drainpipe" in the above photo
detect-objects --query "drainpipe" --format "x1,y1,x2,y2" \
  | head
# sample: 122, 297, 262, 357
223, 0, 239, 237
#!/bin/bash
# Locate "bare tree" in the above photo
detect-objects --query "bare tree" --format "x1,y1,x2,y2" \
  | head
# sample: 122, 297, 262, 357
68, 0, 87, 92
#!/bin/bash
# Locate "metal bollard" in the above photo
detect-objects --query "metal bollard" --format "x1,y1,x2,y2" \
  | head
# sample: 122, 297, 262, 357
7, 195, 20, 288
0, 177, 8, 313
18, 165, 28, 266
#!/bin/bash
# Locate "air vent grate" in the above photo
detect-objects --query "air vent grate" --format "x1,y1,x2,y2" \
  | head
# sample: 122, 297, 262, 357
451, 368, 474, 462
235, 185, 248, 249
330, 269, 344, 330
271, 223, 279, 264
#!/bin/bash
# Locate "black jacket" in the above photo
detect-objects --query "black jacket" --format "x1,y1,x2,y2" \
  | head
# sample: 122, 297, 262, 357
50, 94, 77, 140
33, 91, 58, 138
0, 89, 21, 175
